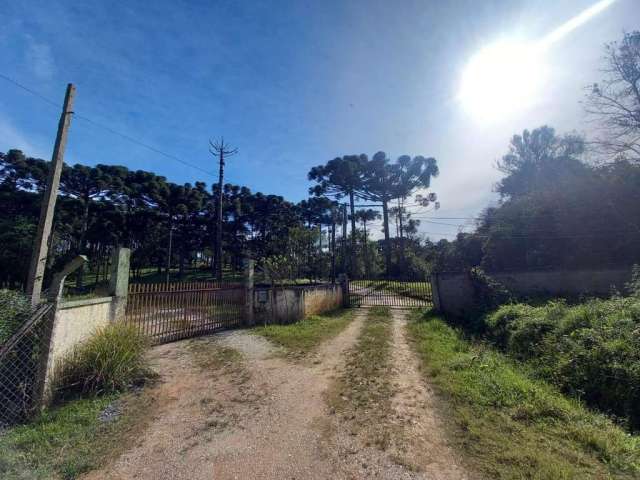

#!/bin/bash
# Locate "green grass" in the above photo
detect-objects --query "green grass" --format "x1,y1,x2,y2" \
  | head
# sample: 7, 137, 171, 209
0, 391, 153, 480
253, 308, 353, 356
407, 311, 640, 479
327, 307, 395, 450
129, 267, 243, 285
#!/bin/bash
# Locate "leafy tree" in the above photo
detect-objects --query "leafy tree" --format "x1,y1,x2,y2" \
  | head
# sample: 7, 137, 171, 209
308, 155, 367, 272
496, 126, 585, 198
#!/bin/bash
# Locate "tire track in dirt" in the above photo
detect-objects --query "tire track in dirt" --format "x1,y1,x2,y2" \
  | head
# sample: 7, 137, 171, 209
84, 309, 474, 480
83, 311, 365, 480
388, 309, 471, 480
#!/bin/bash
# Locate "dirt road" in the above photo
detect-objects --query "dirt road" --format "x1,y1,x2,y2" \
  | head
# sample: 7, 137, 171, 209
84, 309, 471, 480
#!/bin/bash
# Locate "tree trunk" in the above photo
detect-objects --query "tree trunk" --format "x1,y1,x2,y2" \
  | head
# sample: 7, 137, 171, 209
382, 200, 391, 276
398, 200, 406, 276
349, 192, 357, 274
75, 197, 91, 290
362, 220, 369, 278
331, 215, 336, 283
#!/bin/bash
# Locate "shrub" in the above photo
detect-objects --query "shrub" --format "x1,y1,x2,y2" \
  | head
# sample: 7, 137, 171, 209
56, 323, 150, 397
0, 289, 33, 345
465, 267, 513, 331
483, 296, 640, 430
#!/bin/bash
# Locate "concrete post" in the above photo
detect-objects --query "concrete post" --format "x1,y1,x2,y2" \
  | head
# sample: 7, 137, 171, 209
243, 259, 255, 326
338, 273, 349, 308
26, 84, 76, 306
109, 247, 130, 322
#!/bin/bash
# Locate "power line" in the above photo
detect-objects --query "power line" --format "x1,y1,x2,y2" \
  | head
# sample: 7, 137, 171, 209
0, 73, 61, 109
421, 230, 640, 240
74, 113, 216, 178
0, 74, 217, 179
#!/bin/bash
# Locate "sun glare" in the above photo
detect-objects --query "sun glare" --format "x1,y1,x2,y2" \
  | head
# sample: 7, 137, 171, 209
458, 0, 618, 123
459, 41, 546, 122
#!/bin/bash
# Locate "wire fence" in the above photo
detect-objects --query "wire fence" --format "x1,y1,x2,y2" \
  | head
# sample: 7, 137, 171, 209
0, 303, 54, 428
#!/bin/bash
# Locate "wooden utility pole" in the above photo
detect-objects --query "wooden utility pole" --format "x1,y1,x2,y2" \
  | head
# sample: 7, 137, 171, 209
209, 138, 238, 282
26, 83, 76, 305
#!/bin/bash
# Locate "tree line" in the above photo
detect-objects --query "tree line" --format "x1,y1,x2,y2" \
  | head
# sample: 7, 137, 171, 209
0, 151, 319, 289
0, 146, 439, 290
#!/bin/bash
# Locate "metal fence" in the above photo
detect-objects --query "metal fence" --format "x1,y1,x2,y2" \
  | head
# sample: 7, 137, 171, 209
0, 303, 54, 427
125, 282, 246, 344
348, 277, 433, 308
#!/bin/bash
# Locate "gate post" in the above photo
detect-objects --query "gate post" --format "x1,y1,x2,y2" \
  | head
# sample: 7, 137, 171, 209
430, 273, 442, 312
243, 259, 255, 326
109, 247, 130, 322
338, 274, 349, 308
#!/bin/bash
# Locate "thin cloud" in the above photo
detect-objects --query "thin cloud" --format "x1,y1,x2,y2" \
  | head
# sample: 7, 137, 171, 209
25, 35, 55, 79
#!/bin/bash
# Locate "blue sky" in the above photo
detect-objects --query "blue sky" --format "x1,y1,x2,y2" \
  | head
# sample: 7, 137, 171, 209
1, 0, 638, 239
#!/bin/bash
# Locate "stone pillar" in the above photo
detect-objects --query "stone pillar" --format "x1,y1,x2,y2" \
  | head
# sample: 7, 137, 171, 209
243, 258, 255, 326
338, 273, 349, 308
109, 247, 130, 322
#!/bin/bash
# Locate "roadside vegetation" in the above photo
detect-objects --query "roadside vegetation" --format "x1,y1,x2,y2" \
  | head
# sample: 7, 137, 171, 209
0, 388, 155, 480
1, 323, 154, 479
253, 309, 353, 356
327, 307, 395, 450
484, 295, 640, 432
408, 311, 640, 479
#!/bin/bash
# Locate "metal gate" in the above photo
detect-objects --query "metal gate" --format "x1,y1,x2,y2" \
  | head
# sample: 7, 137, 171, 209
126, 282, 245, 344
348, 275, 433, 308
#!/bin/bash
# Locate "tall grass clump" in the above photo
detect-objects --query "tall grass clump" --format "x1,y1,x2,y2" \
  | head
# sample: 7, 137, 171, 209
56, 323, 150, 397
484, 295, 640, 430
0, 289, 33, 344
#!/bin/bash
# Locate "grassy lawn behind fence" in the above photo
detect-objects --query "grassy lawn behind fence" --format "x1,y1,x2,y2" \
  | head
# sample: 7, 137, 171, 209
253, 309, 353, 356
407, 310, 640, 479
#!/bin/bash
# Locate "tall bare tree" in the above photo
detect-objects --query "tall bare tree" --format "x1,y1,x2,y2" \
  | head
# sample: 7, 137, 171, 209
585, 31, 640, 162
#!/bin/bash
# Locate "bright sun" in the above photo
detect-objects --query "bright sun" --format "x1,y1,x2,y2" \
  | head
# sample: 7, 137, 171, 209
458, 0, 618, 123
458, 41, 547, 123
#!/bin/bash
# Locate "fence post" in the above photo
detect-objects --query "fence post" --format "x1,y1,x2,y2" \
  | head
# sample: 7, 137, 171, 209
35, 255, 88, 409
430, 273, 442, 312
338, 273, 349, 308
243, 259, 255, 326
109, 247, 130, 322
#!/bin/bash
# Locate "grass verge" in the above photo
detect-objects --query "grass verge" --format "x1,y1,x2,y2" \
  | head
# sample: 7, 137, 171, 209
327, 307, 394, 450
0, 389, 155, 480
253, 308, 353, 356
407, 311, 640, 480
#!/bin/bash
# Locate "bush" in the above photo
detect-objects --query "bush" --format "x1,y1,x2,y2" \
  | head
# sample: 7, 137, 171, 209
56, 323, 150, 397
483, 296, 640, 430
0, 289, 33, 344
464, 267, 513, 331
